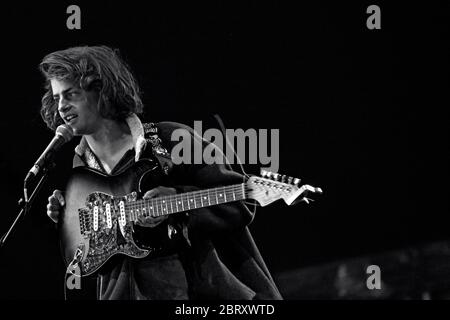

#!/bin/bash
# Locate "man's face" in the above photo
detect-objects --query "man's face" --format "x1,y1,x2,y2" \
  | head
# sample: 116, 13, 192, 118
51, 78, 102, 136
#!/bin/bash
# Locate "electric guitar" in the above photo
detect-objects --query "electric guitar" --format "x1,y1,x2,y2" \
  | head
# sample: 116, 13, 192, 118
60, 158, 322, 276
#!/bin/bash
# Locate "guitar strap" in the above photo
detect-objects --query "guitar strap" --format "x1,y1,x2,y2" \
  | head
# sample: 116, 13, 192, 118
142, 122, 173, 176
142, 122, 191, 244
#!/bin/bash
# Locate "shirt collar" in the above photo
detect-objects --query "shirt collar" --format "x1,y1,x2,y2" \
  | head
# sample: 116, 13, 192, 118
74, 113, 147, 162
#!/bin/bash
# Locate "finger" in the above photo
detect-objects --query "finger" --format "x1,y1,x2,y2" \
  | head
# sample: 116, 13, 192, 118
53, 190, 65, 206
143, 187, 176, 199
137, 215, 168, 226
137, 216, 163, 224
143, 188, 159, 199
145, 215, 168, 223
48, 196, 61, 206
136, 220, 157, 227
47, 203, 61, 211
143, 188, 160, 199
48, 195, 60, 206
47, 210, 59, 223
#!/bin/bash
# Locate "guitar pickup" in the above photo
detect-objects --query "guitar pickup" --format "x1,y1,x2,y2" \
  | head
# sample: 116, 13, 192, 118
105, 203, 112, 229
93, 206, 99, 231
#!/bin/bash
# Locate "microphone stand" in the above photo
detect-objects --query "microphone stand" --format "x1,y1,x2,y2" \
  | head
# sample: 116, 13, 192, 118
0, 162, 54, 251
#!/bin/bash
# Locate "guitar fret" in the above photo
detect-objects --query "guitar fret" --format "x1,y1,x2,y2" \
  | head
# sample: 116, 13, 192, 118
192, 195, 196, 209
149, 201, 153, 216
163, 199, 168, 215
148, 201, 153, 217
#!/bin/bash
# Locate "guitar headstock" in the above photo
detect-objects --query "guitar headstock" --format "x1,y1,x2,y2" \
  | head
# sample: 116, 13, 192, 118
246, 169, 323, 207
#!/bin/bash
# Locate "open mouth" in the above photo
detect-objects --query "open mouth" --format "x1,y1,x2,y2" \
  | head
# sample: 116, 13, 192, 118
64, 114, 78, 123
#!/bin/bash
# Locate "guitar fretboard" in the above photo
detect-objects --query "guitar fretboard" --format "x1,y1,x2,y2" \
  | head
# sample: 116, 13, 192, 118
125, 183, 247, 221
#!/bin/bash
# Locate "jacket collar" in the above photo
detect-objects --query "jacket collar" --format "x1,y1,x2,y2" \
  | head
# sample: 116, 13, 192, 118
74, 113, 147, 162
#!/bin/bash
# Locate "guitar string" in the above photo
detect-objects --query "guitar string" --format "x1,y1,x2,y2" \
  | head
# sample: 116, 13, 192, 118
81, 190, 269, 226
84, 182, 288, 222
125, 190, 270, 219
125, 181, 290, 211
116, 184, 280, 213
81, 184, 249, 223
125, 184, 247, 210
125, 189, 256, 213
126, 187, 249, 219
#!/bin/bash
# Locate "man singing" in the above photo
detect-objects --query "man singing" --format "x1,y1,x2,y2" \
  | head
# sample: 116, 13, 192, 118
42, 45, 282, 300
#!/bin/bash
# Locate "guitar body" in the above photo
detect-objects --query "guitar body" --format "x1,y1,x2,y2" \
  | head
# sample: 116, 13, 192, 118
59, 158, 163, 276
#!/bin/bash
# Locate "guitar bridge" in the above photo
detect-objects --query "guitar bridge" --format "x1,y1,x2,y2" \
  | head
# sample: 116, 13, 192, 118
79, 208, 91, 236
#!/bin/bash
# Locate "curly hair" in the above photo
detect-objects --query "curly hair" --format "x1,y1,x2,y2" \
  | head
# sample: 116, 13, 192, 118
39, 46, 144, 131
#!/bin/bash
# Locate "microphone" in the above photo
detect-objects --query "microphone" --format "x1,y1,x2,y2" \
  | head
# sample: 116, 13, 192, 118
24, 124, 74, 184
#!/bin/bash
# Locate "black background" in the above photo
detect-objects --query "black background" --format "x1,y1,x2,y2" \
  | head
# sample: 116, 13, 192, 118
0, 1, 448, 299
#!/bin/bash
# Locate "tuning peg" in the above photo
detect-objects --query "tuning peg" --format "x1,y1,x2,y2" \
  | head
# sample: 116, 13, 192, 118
293, 178, 301, 186
273, 173, 280, 181
281, 175, 287, 183
287, 176, 293, 184
260, 169, 268, 177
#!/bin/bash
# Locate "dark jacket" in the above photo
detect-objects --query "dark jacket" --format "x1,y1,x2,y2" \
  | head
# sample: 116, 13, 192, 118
72, 120, 282, 300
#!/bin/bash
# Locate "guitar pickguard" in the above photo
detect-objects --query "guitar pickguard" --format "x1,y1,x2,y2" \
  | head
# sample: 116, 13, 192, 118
78, 192, 152, 275
61, 158, 164, 277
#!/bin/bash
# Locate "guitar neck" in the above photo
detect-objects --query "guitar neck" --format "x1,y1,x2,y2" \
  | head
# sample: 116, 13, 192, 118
125, 183, 247, 221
